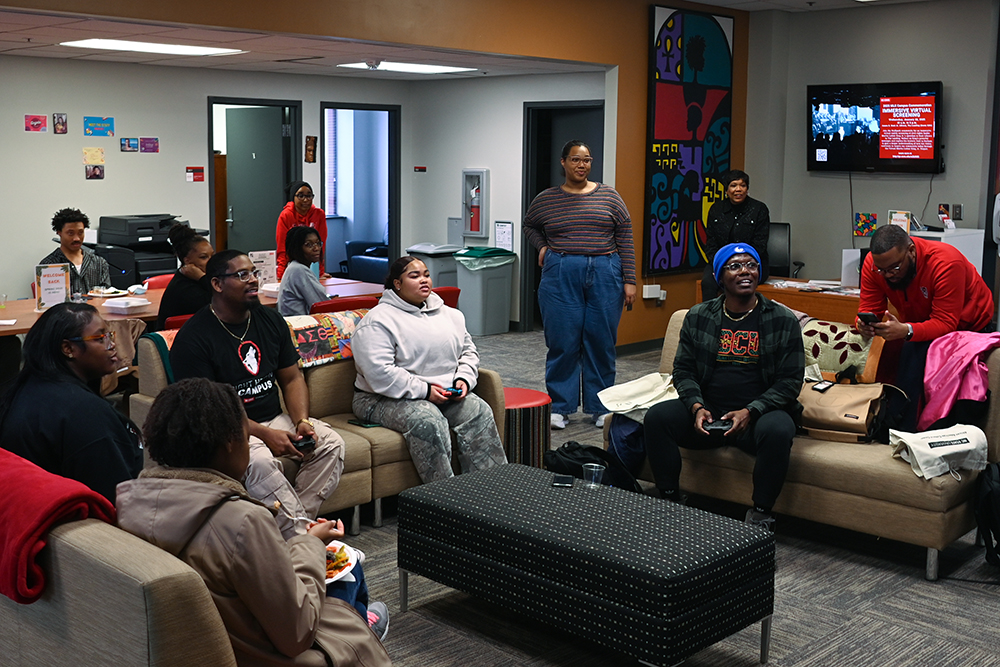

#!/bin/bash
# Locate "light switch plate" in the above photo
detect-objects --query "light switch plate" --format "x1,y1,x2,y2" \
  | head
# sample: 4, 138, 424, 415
953, 204, 963, 220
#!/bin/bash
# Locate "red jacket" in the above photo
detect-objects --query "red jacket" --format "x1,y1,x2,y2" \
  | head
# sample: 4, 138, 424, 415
859, 236, 993, 342
275, 201, 327, 279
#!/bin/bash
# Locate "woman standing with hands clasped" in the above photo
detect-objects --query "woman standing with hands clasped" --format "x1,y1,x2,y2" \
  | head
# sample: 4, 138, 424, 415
523, 140, 636, 430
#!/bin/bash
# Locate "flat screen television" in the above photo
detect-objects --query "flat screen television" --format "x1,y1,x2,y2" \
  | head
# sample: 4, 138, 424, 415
807, 81, 944, 174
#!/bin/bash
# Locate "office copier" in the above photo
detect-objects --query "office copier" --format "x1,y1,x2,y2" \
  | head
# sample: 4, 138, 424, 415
96, 214, 203, 288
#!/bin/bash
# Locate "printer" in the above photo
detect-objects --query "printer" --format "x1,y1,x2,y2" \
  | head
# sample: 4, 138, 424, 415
96, 214, 204, 288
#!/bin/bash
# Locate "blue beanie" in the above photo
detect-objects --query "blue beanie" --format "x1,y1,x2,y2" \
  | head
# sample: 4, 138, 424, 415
713, 242, 761, 282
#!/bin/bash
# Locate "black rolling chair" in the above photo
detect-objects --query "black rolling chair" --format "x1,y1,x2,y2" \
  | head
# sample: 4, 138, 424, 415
767, 222, 804, 278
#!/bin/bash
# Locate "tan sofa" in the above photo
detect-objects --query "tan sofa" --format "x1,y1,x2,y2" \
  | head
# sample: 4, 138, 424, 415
129, 336, 505, 534
0, 518, 236, 667
620, 309, 1000, 580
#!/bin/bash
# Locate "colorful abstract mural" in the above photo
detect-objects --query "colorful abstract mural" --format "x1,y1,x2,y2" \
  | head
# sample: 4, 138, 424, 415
644, 6, 734, 275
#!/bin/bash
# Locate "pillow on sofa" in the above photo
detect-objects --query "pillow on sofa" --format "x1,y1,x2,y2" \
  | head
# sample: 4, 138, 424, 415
802, 320, 883, 383
284, 309, 368, 368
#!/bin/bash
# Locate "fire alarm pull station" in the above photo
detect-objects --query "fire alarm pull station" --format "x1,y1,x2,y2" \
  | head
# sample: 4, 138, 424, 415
462, 168, 489, 238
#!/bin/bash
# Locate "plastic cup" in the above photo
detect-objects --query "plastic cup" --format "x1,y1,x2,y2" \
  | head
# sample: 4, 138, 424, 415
583, 463, 605, 488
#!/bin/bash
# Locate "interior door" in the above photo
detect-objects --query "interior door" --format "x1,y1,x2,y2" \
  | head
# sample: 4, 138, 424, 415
226, 107, 285, 253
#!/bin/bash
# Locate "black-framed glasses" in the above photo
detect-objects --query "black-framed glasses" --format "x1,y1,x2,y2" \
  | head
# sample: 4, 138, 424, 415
294, 192, 315, 199
303, 240, 323, 249
566, 156, 593, 165
67, 330, 116, 349
219, 269, 262, 282
872, 262, 903, 276
722, 261, 760, 273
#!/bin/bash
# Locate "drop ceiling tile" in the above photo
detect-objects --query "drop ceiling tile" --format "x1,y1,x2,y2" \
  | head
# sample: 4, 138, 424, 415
147, 27, 270, 43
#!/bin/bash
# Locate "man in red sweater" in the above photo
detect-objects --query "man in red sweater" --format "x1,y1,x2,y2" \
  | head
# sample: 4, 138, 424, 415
857, 224, 994, 430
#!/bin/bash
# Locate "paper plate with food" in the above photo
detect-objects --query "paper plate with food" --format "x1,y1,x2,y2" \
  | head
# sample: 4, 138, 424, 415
325, 541, 357, 583
88, 287, 128, 297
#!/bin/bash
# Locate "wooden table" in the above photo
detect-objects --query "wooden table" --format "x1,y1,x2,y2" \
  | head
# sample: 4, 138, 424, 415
756, 279, 897, 324
0, 279, 384, 336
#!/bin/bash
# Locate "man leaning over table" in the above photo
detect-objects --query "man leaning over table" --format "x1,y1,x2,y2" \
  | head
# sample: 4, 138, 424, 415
170, 249, 344, 539
39, 208, 111, 295
857, 224, 993, 432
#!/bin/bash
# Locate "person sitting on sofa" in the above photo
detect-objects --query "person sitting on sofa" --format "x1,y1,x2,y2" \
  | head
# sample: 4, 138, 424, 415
116, 378, 392, 665
39, 207, 111, 296
0, 303, 142, 503
644, 243, 804, 530
351, 256, 508, 483
278, 226, 330, 316
857, 224, 993, 431
170, 249, 344, 539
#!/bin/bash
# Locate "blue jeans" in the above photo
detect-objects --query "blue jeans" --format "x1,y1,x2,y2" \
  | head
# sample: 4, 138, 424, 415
537, 251, 624, 416
327, 560, 370, 619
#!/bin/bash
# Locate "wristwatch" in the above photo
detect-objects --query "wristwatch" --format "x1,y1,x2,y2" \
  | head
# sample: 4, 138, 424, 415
905, 323, 914, 341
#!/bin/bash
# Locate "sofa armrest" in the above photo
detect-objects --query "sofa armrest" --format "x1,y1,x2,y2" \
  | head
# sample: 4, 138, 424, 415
658, 309, 688, 374
474, 368, 505, 444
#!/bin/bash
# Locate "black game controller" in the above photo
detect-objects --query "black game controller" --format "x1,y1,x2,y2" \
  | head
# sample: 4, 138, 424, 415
704, 419, 733, 432
294, 436, 316, 451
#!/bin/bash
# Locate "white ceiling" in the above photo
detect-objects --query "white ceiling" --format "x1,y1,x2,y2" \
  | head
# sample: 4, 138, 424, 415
0, 1, 934, 80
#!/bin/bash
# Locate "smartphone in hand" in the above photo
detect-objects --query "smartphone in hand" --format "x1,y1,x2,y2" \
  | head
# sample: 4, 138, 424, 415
857, 312, 879, 325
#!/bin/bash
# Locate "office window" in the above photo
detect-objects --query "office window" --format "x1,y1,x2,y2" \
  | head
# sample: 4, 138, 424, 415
324, 109, 337, 214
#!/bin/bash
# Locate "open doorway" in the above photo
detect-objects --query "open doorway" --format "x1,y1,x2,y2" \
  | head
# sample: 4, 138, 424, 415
208, 97, 302, 253
321, 102, 401, 282
519, 100, 605, 331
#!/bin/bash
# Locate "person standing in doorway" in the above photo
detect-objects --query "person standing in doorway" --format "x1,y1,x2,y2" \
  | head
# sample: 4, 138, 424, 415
276, 181, 329, 280
524, 140, 636, 430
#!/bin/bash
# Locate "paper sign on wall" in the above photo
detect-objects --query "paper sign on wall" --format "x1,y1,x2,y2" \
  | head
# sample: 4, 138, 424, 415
82, 147, 105, 165
140, 137, 159, 153
35, 264, 70, 310
83, 116, 115, 136
25, 115, 47, 132
186, 166, 205, 182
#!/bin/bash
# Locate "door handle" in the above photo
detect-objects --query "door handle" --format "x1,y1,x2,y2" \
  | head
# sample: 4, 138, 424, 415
227, 205, 234, 228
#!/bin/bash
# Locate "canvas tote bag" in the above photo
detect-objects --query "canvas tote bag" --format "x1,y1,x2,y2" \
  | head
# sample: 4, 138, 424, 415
797, 381, 895, 443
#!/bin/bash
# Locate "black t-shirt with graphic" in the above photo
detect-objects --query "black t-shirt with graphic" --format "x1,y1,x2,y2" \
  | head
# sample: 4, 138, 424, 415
702, 308, 766, 416
170, 304, 300, 423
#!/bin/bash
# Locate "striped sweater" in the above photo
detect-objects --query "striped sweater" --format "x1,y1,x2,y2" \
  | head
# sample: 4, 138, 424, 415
523, 183, 636, 284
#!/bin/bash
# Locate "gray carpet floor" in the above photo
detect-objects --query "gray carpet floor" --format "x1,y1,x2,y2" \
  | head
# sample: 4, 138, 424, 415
332, 330, 1000, 667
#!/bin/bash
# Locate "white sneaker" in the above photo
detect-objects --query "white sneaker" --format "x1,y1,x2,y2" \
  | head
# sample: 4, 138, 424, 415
593, 413, 608, 428
550, 413, 567, 429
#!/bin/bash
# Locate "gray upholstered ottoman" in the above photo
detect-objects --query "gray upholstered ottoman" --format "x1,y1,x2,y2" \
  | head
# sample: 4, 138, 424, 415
398, 463, 775, 665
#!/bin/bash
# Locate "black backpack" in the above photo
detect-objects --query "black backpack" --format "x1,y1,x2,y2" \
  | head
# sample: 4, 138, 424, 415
543, 441, 643, 493
974, 463, 1000, 567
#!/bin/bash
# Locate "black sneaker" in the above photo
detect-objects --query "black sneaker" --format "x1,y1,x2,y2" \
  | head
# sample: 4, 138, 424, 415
745, 508, 776, 532
367, 600, 389, 641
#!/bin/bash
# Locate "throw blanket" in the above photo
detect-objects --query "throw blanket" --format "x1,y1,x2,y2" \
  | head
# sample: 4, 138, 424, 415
920, 331, 1000, 430
0, 448, 115, 604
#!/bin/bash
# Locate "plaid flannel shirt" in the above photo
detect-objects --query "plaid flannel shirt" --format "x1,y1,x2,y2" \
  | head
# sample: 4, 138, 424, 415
40, 246, 112, 295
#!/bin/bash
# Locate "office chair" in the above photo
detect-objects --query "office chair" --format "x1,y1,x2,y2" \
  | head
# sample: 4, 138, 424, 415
432, 286, 460, 308
143, 273, 174, 290
164, 314, 194, 330
310, 296, 379, 314
767, 222, 804, 279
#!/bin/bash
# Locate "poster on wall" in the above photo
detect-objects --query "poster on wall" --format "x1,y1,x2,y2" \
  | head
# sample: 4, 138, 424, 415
140, 137, 159, 153
643, 6, 734, 275
85, 165, 105, 180
83, 116, 115, 136
305, 135, 317, 163
24, 114, 47, 132
121, 138, 139, 152
53, 113, 67, 134
82, 147, 105, 165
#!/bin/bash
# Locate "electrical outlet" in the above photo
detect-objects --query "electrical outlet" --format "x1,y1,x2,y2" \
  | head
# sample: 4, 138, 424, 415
642, 284, 661, 299
953, 204, 963, 221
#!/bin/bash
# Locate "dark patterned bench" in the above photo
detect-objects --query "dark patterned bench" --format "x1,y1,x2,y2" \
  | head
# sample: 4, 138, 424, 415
398, 464, 775, 665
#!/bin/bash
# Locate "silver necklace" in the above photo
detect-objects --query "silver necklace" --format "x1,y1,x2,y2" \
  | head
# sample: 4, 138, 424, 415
723, 296, 758, 323
211, 306, 251, 342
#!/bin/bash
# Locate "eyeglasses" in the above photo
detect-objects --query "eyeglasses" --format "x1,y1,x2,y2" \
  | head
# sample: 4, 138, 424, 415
872, 262, 903, 276
67, 330, 116, 349
303, 240, 323, 249
722, 261, 760, 273
294, 192, 315, 199
219, 269, 262, 282
566, 157, 593, 165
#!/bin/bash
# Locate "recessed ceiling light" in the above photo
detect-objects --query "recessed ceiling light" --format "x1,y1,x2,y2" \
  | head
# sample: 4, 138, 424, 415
854, 0, 880, 3
60, 38, 243, 57
338, 61, 476, 75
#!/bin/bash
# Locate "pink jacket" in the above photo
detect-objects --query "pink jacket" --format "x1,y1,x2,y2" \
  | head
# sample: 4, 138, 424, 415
920, 331, 1000, 430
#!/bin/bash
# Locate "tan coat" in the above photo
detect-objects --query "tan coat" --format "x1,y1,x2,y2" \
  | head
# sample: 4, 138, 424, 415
116, 467, 391, 667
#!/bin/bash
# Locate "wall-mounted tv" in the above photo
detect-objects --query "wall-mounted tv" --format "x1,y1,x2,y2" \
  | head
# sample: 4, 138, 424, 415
807, 81, 943, 174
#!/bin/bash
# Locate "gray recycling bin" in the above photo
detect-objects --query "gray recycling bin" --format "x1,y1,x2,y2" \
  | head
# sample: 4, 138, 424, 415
453, 247, 516, 336
406, 243, 463, 287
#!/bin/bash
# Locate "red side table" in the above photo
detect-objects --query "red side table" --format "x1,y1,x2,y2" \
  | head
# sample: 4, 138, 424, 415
503, 387, 551, 468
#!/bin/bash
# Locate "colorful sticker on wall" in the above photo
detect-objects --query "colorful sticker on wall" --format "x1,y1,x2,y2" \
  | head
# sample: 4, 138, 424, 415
85, 165, 105, 180
82, 147, 105, 165
186, 166, 205, 182
121, 138, 139, 152
83, 116, 115, 136
140, 137, 159, 153
24, 115, 47, 132
643, 6, 734, 275
53, 113, 67, 135
854, 212, 876, 237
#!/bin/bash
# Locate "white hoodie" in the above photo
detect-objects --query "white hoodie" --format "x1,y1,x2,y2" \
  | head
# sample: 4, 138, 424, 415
352, 288, 479, 399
